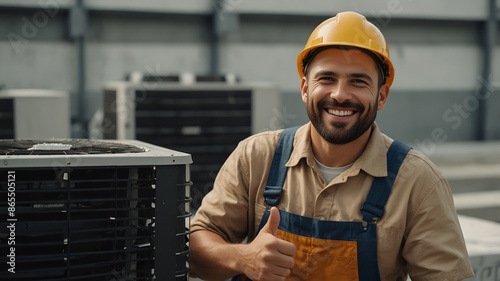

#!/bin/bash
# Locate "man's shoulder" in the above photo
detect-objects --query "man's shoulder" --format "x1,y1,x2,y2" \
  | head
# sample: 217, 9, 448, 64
240, 129, 281, 148
235, 125, 308, 163
377, 132, 447, 183
240, 124, 307, 148
399, 142, 448, 183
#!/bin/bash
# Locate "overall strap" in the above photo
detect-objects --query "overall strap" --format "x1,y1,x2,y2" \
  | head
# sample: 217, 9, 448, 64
360, 140, 412, 224
263, 126, 299, 206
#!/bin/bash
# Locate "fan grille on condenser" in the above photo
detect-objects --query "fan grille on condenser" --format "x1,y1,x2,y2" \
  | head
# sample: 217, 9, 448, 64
0, 140, 146, 155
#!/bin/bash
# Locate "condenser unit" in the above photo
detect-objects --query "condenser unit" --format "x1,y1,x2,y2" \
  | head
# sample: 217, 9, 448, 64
0, 89, 70, 139
0, 139, 192, 280
102, 80, 283, 208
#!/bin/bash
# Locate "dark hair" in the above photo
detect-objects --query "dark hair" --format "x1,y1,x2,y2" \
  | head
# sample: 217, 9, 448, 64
302, 46, 389, 87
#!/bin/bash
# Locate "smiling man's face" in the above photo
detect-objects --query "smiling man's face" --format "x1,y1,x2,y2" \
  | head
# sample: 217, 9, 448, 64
301, 47, 389, 144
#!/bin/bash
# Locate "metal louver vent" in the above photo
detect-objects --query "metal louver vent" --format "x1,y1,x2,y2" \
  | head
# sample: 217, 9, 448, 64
132, 90, 252, 209
0, 140, 192, 281
0, 98, 14, 139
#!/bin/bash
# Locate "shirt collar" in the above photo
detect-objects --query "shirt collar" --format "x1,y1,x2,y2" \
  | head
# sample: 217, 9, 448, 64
287, 122, 389, 177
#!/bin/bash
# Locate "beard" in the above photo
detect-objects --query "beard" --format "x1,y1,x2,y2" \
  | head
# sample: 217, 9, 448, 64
307, 97, 378, 144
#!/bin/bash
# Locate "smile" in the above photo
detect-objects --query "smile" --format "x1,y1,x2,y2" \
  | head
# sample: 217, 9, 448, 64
327, 109, 354, 117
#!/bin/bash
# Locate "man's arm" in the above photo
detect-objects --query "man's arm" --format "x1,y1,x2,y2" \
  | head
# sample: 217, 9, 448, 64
188, 230, 245, 280
403, 177, 474, 281
189, 207, 296, 281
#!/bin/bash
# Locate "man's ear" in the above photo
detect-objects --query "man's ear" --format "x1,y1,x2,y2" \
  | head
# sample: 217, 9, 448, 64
301, 77, 308, 103
377, 84, 390, 110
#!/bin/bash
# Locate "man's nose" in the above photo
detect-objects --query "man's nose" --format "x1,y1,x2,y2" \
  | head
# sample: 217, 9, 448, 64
329, 80, 352, 103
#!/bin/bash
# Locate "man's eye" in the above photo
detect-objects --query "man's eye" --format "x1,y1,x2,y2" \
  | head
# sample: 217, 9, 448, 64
319, 77, 334, 81
351, 79, 367, 85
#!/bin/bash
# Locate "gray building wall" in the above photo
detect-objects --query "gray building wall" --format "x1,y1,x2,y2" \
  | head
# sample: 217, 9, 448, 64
0, 0, 499, 142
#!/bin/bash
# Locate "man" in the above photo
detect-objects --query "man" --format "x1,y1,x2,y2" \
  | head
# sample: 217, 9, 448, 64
189, 11, 474, 281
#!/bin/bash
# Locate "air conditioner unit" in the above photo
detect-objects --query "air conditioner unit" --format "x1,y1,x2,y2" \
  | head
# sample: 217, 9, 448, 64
0, 89, 70, 139
102, 80, 283, 208
0, 139, 192, 280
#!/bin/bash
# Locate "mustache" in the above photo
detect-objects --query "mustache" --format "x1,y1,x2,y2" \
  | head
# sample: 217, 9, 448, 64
318, 100, 365, 112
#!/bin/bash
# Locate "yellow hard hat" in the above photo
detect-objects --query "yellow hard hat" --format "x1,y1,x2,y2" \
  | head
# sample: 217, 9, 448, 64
297, 11, 394, 86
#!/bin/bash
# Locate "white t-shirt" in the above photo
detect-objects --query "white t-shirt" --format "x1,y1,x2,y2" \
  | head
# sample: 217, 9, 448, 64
314, 157, 353, 183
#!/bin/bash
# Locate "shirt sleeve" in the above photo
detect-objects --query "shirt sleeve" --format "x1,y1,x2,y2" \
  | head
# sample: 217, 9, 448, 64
403, 176, 475, 281
190, 139, 252, 243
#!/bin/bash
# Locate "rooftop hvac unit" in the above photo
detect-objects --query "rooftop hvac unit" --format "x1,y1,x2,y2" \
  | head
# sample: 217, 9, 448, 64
0, 89, 70, 139
102, 80, 283, 208
0, 139, 192, 280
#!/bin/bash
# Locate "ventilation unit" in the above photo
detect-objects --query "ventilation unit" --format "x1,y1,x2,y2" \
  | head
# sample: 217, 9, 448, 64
102, 80, 283, 208
0, 139, 192, 280
0, 89, 70, 139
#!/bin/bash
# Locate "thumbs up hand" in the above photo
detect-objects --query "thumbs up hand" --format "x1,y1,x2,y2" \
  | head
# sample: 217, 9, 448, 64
239, 207, 297, 281
261, 206, 281, 236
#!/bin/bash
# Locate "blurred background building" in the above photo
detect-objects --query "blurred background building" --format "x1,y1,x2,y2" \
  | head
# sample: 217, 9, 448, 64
1, 0, 499, 141
0, 1, 499, 279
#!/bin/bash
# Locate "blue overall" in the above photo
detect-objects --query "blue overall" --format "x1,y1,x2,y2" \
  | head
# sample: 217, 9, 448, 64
249, 127, 411, 280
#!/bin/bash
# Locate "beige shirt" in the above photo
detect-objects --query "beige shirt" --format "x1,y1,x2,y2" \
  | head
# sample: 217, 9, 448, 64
191, 123, 474, 281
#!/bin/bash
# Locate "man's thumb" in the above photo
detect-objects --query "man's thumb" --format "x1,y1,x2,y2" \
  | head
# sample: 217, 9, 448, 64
263, 207, 280, 236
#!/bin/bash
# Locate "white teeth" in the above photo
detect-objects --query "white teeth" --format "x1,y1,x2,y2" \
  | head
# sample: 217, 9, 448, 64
328, 109, 354, 116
